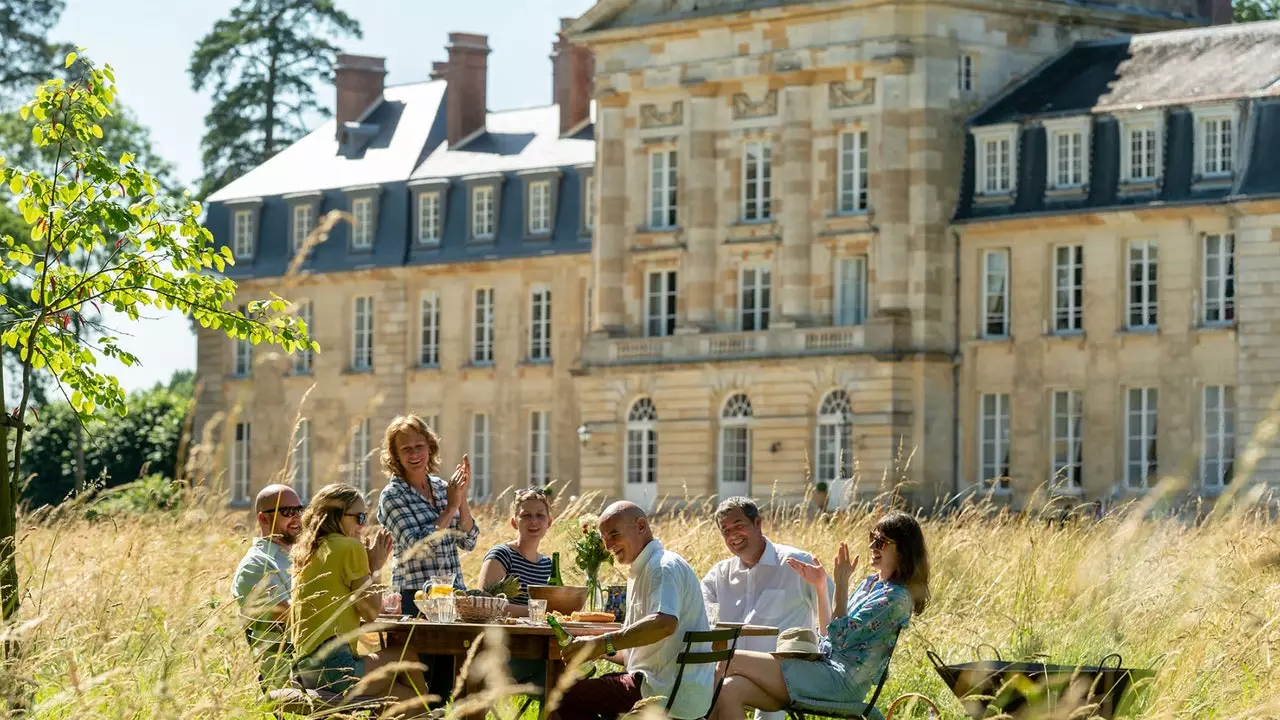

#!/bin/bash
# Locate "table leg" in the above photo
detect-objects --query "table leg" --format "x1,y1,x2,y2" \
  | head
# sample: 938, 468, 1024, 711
541, 647, 562, 720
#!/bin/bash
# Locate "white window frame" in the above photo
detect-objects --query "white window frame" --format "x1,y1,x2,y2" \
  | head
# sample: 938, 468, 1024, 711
834, 256, 868, 327
233, 303, 252, 377
351, 197, 374, 249
232, 209, 254, 259
292, 204, 313, 252
291, 419, 312, 501
719, 393, 753, 493
626, 398, 659, 490
738, 265, 771, 332
348, 418, 371, 492
529, 410, 550, 487
982, 249, 1010, 338
1049, 390, 1083, 493
973, 124, 1018, 196
816, 390, 854, 491
352, 295, 374, 371
1125, 387, 1159, 490
1052, 244, 1083, 333
528, 180, 552, 235
472, 287, 495, 364
231, 421, 251, 504
1202, 385, 1235, 491
471, 413, 491, 500
584, 283, 594, 336
1127, 240, 1158, 330
1118, 111, 1163, 185
472, 185, 496, 239
959, 52, 976, 92
644, 270, 678, 338
648, 149, 678, 229
529, 285, 552, 362
741, 141, 773, 221
1193, 103, 1239, 179
418, 191, 442, 245
1043, 116, 1091, 191
837, 129, 869, 214
978, 393, 1010, 492
294, 301, 314, 374
584, 175, 596, 231
1203, 233, 1235, 326
419, 291, 440, 367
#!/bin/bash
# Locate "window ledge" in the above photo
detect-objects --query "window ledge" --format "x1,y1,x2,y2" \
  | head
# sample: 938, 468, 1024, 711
1044, 330, 1085, 340
227, 373, 252, 381
1119, 326, 1159, 337
464, 361, 495, 369
973, 192, 1015, 207
1045, 186, 1088, 201
348, 245, 375, 254
523, 232, 554, 243
416, 240, 442, 250
411, 363, 441, 372
288, 370, 314, 378
343, 367, 374, 375
1196, 322, 1237, 333
524, 358, 553, 366
467, 236, 496, 247
1118, 180, 1160, 197
977, 333, 1012, 343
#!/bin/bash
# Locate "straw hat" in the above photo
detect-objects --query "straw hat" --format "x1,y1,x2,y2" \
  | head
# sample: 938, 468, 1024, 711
770, 627, 823, 661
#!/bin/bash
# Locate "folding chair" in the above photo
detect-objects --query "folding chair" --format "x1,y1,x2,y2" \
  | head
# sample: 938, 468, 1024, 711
665, 626, 744, 718
784, 629, 901, 720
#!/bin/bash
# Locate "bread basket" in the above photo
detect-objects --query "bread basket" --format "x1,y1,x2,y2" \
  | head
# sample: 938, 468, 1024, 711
454, 594, 508, 623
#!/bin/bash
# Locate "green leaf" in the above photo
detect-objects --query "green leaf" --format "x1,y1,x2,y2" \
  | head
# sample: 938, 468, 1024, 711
32, 126, 44, 145
91, 125, 104, 139
9, 176, 21, 194
65, 51, 77, 68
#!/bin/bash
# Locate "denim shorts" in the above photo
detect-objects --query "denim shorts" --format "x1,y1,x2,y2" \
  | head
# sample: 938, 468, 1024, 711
295, 642, 367, 696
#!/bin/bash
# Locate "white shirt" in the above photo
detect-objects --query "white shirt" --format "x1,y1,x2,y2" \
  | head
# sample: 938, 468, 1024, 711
624, 538, 712, 720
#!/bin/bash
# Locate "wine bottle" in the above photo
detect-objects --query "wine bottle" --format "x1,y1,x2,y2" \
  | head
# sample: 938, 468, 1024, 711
548, 552, 564, 586
547, 615, 574, 648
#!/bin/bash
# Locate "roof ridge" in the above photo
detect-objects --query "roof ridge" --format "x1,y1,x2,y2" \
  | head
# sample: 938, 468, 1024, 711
1130, 18, 1280, 42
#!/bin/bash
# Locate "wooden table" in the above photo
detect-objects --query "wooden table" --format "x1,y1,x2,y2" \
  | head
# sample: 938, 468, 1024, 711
711, 622, 779, 651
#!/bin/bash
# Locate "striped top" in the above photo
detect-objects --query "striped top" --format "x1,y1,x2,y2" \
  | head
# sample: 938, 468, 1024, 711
483, 543, 552, 605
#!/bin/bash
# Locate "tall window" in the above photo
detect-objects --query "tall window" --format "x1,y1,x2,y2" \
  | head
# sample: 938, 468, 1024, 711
1127, 241, 1158, 329
529, 287, 552, 362
978, 393, 1010, 492
958, 52, 975, 92
291, 419, 312, 501
418, 192, 441, 245
529, 410, 550, 487
816, 391, 853, 489
739, 267, 771, 332
834, 256, 868, 327
742, 142, 772, 221
352, 295, 374, 370
471, 413, 491, 499
472, 186, 495, 239
1125, 387, 1159, 490
645, 271, 678, 338
649, 150, 678, 228
528, 180, 551, 234
838, 130, 869, 213
233, 209, 254, 258
294, 302, 314, 374
351, 197, 374, 249
233, 303, 252, 377
472, 287, 494, 364
626, 398, 658, 491
979, 135, 1012, 194
231, 422, 251, 504
419, 292, 440, 367
1203, 234, 1235, 325
1125, 123, 1159, 182
584, 175, 595, 231
1050, 391, 1082, 492
982, 250, 1009, 338
1199, 115, 1234, 177
719, 394, 753, 494
1050, 130, 1084, 188
1202, 386, 1235, 490
349, 419, 370, 492
292, 204, 313, 252
1053, 245, 1083, 333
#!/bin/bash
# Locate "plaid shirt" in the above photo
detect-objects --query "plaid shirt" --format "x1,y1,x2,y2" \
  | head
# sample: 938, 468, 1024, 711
376, 475, 481, 592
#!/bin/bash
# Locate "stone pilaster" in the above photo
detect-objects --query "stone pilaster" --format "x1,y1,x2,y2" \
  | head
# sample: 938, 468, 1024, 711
681, 90, 719, 331
1234, 219, 1280, 488
593, 98, 628, 335
779, 83, 813, 326
874, 74, 911, 314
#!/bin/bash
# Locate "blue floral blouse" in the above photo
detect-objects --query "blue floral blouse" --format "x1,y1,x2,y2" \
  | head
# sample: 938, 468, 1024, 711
820, 575, 913, 690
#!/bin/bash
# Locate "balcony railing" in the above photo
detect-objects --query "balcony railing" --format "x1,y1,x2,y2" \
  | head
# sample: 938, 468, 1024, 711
582, 325, 867, 366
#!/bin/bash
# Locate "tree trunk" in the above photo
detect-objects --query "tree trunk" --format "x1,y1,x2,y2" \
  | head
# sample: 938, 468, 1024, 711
73, 318, 86, 494
263, 18, 280, 160
0, 363, 20, 633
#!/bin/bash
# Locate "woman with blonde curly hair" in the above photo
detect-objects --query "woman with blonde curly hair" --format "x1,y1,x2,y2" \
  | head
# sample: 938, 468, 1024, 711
290, 483, 427, 708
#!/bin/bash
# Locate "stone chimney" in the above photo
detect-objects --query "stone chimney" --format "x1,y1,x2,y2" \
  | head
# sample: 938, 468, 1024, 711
552, 18, 595, 137
334, 54, 386, 139
429, 61, 450, 81
445, 33, 490, 147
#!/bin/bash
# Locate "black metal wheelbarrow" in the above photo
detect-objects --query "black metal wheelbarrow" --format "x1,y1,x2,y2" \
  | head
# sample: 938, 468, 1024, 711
927, 646, 1156, 719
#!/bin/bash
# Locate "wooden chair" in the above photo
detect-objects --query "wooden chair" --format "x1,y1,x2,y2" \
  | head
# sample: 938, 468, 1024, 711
240, 619, 390, 718
665, 627, 744, 718
783, 629, 901, 720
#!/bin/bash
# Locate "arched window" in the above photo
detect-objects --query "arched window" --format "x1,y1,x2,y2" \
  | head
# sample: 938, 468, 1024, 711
815, 390, 853, 490
719, 394, 753, 496
625, 398, 658, 501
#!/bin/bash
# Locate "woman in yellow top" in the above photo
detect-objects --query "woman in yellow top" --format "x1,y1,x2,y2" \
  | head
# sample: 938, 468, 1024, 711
291, 482, 428, 707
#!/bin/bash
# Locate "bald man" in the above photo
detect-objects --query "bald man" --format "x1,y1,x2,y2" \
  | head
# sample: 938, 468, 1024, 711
554, 502, 713, 720
231, 484, 304, 687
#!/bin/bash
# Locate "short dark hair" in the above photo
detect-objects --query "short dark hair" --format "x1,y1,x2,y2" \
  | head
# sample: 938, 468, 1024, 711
714, 496, 760, 524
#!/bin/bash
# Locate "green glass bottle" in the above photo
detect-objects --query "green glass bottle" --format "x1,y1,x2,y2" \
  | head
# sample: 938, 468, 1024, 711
547, 615, 575, 648
548, 552, 564, 586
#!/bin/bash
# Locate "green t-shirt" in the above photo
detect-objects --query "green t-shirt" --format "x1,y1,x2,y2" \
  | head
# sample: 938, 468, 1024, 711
291, 534, 370, 659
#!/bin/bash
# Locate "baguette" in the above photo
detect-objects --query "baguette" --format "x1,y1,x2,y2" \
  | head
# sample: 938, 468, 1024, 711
570, 611, 618, 623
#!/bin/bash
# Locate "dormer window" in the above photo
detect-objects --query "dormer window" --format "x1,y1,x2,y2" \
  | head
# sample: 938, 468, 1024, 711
1118, 111, 1163, 187
472, 186, 495, 239
462, 173, 504, 244
232, 209, 255, 259
351, 197, 374, 249
1193, 103, 1238, 181
1043, 116, 1091, 193
419, 191, 442, 245
292, 203, 314, 252
528, 180, 551, 234
972, 124, 1017, 198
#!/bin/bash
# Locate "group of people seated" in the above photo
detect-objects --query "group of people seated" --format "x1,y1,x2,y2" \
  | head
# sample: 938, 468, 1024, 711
231, 413, 932, 720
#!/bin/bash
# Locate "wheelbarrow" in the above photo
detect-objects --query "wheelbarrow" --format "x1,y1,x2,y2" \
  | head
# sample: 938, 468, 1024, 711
927, 646, 1156, 719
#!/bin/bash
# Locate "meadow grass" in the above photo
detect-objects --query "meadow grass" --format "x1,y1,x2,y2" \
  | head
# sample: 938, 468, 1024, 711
2, 479, 1277, 720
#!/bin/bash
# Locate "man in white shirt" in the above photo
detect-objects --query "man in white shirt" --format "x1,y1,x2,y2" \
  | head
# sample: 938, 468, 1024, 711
230, 484, 303, 687
702, 497, 833, 720
555, 501, 712, 720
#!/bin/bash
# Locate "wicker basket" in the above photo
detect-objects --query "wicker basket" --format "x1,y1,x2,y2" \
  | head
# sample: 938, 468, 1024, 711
454, 594, 508, 623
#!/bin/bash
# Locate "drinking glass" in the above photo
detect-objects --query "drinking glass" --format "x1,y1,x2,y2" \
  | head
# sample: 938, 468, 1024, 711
706, 602, 720, 627
381, 590, 402, 616
528, 599, 548, 625
435, 595, 457, 623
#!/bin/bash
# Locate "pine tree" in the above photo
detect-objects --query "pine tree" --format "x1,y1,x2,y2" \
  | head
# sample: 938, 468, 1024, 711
0, 0, 66, 105
188, 0, 362, 199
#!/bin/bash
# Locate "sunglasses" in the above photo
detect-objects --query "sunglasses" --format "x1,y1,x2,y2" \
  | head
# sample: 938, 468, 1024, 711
346, 512, 368, 526
869, 531, 896, 550
262, 505, 305, 518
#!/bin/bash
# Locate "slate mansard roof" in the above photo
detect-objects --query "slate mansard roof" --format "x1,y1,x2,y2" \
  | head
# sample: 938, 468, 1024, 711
203, 80, 596, 280
955, 20, 1280, 223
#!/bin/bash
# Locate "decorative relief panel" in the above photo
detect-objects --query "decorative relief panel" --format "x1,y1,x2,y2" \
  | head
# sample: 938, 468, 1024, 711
732, 90, 778, 120
639, 101, 684, 129
828, 80, 876, 108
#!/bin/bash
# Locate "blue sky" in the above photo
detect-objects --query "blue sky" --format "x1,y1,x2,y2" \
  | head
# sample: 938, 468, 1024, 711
46, 0, 596, 392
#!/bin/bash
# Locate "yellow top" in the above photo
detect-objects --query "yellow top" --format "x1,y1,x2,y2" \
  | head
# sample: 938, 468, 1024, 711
290, 534, 370, 658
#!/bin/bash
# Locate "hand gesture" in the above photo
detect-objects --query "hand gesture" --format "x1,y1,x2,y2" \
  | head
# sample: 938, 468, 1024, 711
366, 527, 394, 572
784, 556, 830, 589
833, 542, 859, 584
447, 454, 471, 507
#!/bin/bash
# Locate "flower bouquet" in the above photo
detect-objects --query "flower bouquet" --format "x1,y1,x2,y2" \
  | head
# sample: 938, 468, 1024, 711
574, 514, 613, 611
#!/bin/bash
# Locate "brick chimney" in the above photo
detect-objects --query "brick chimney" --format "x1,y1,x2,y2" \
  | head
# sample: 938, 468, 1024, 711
334, 54, 386, 139
552, 18, 595, 137
445, 33, 490, 147
429, 61, 450, 81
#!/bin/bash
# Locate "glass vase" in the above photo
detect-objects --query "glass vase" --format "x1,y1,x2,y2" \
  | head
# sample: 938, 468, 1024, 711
586, 567, 601, 612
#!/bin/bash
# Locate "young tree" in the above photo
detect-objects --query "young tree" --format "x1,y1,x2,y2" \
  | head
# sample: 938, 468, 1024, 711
0, 51, 316, 624
188, 0, 361, 199
1235, 0, 1280, 21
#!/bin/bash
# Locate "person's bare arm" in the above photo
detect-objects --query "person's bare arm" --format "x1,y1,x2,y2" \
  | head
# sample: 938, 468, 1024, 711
565, 612, 677, 661
350, 574, 381, 623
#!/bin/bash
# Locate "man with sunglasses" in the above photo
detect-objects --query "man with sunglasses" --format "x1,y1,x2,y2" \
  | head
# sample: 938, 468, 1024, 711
231, 484, 303, 687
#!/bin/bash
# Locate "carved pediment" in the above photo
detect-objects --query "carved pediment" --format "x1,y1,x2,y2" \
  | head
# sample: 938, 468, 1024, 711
640, 100, 684, 129
829, 79, 876, 109
732, 90, 778, 119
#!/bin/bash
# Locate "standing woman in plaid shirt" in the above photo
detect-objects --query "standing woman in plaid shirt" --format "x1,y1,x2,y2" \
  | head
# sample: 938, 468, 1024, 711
376, 414, 481, 617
